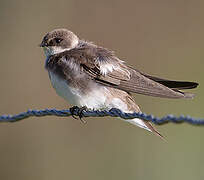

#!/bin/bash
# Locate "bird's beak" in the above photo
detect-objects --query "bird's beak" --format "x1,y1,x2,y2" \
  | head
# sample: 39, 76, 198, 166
39, 41, 47, 47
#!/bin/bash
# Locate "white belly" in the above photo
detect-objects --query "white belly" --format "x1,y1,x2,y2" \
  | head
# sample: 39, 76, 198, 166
48, 72, 150, 131
48, 71, 108, 109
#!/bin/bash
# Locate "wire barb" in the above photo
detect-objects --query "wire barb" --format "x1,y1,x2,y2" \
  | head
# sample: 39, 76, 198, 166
0, 108, 203, 125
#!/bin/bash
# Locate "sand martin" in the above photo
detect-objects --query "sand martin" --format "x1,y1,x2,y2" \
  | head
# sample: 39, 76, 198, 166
40, 28, 198, 139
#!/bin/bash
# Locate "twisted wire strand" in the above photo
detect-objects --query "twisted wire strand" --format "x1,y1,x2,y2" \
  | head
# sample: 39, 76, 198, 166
0, 108, 203, 125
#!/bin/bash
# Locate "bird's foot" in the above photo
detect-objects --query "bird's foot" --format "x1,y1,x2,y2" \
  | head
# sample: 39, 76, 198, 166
69, 106, 87, 124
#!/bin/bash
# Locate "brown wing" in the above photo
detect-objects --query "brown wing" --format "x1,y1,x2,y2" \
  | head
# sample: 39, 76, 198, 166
131, 68, 198, 90
59, 41, 197, 99
109, 66, 195, 98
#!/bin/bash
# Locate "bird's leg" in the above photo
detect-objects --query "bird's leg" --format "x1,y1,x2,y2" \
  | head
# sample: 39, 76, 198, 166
69, 106, 88, 124
69, 106, 79, 119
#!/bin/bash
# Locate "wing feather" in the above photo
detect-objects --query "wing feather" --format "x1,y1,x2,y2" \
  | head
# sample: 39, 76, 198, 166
57, 41, 197, 99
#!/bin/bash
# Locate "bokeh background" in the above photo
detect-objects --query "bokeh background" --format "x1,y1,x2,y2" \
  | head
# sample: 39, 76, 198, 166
0, 0, 203, 179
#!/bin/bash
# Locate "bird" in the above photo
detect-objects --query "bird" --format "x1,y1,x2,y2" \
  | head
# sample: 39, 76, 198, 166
40, 28, 198, 139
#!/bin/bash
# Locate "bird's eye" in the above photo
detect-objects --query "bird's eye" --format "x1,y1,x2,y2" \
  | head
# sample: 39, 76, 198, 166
55, 38, 63, 44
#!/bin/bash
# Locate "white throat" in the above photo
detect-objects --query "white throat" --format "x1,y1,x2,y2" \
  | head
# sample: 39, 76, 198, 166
43, 46, 71, 57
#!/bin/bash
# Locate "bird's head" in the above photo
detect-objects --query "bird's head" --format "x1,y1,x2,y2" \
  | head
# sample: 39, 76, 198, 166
40, 28, 79, 57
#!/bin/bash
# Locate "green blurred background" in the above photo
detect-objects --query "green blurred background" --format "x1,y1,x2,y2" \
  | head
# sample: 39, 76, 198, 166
0, 0, 203, 179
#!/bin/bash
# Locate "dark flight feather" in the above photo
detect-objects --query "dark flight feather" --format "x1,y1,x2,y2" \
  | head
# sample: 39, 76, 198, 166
129, 67, 198, 90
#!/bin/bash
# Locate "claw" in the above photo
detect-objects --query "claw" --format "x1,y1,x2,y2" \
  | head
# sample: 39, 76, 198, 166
69, 106, 87, 124
69, 106, 79, 119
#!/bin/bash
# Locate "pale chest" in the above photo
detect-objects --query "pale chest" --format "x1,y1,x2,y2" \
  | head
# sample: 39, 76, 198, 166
48, 71, 109, 109
48, 71, 81, 106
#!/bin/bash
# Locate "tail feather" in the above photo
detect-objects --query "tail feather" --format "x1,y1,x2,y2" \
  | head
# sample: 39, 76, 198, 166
125, 118, 165, 140
143, 121, 165, 140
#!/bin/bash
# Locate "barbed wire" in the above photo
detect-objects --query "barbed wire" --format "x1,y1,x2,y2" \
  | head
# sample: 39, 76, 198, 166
0, 107, 203, 125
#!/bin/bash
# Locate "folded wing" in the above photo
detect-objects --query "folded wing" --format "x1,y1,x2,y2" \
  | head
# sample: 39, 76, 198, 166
62, 42, 198, 99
